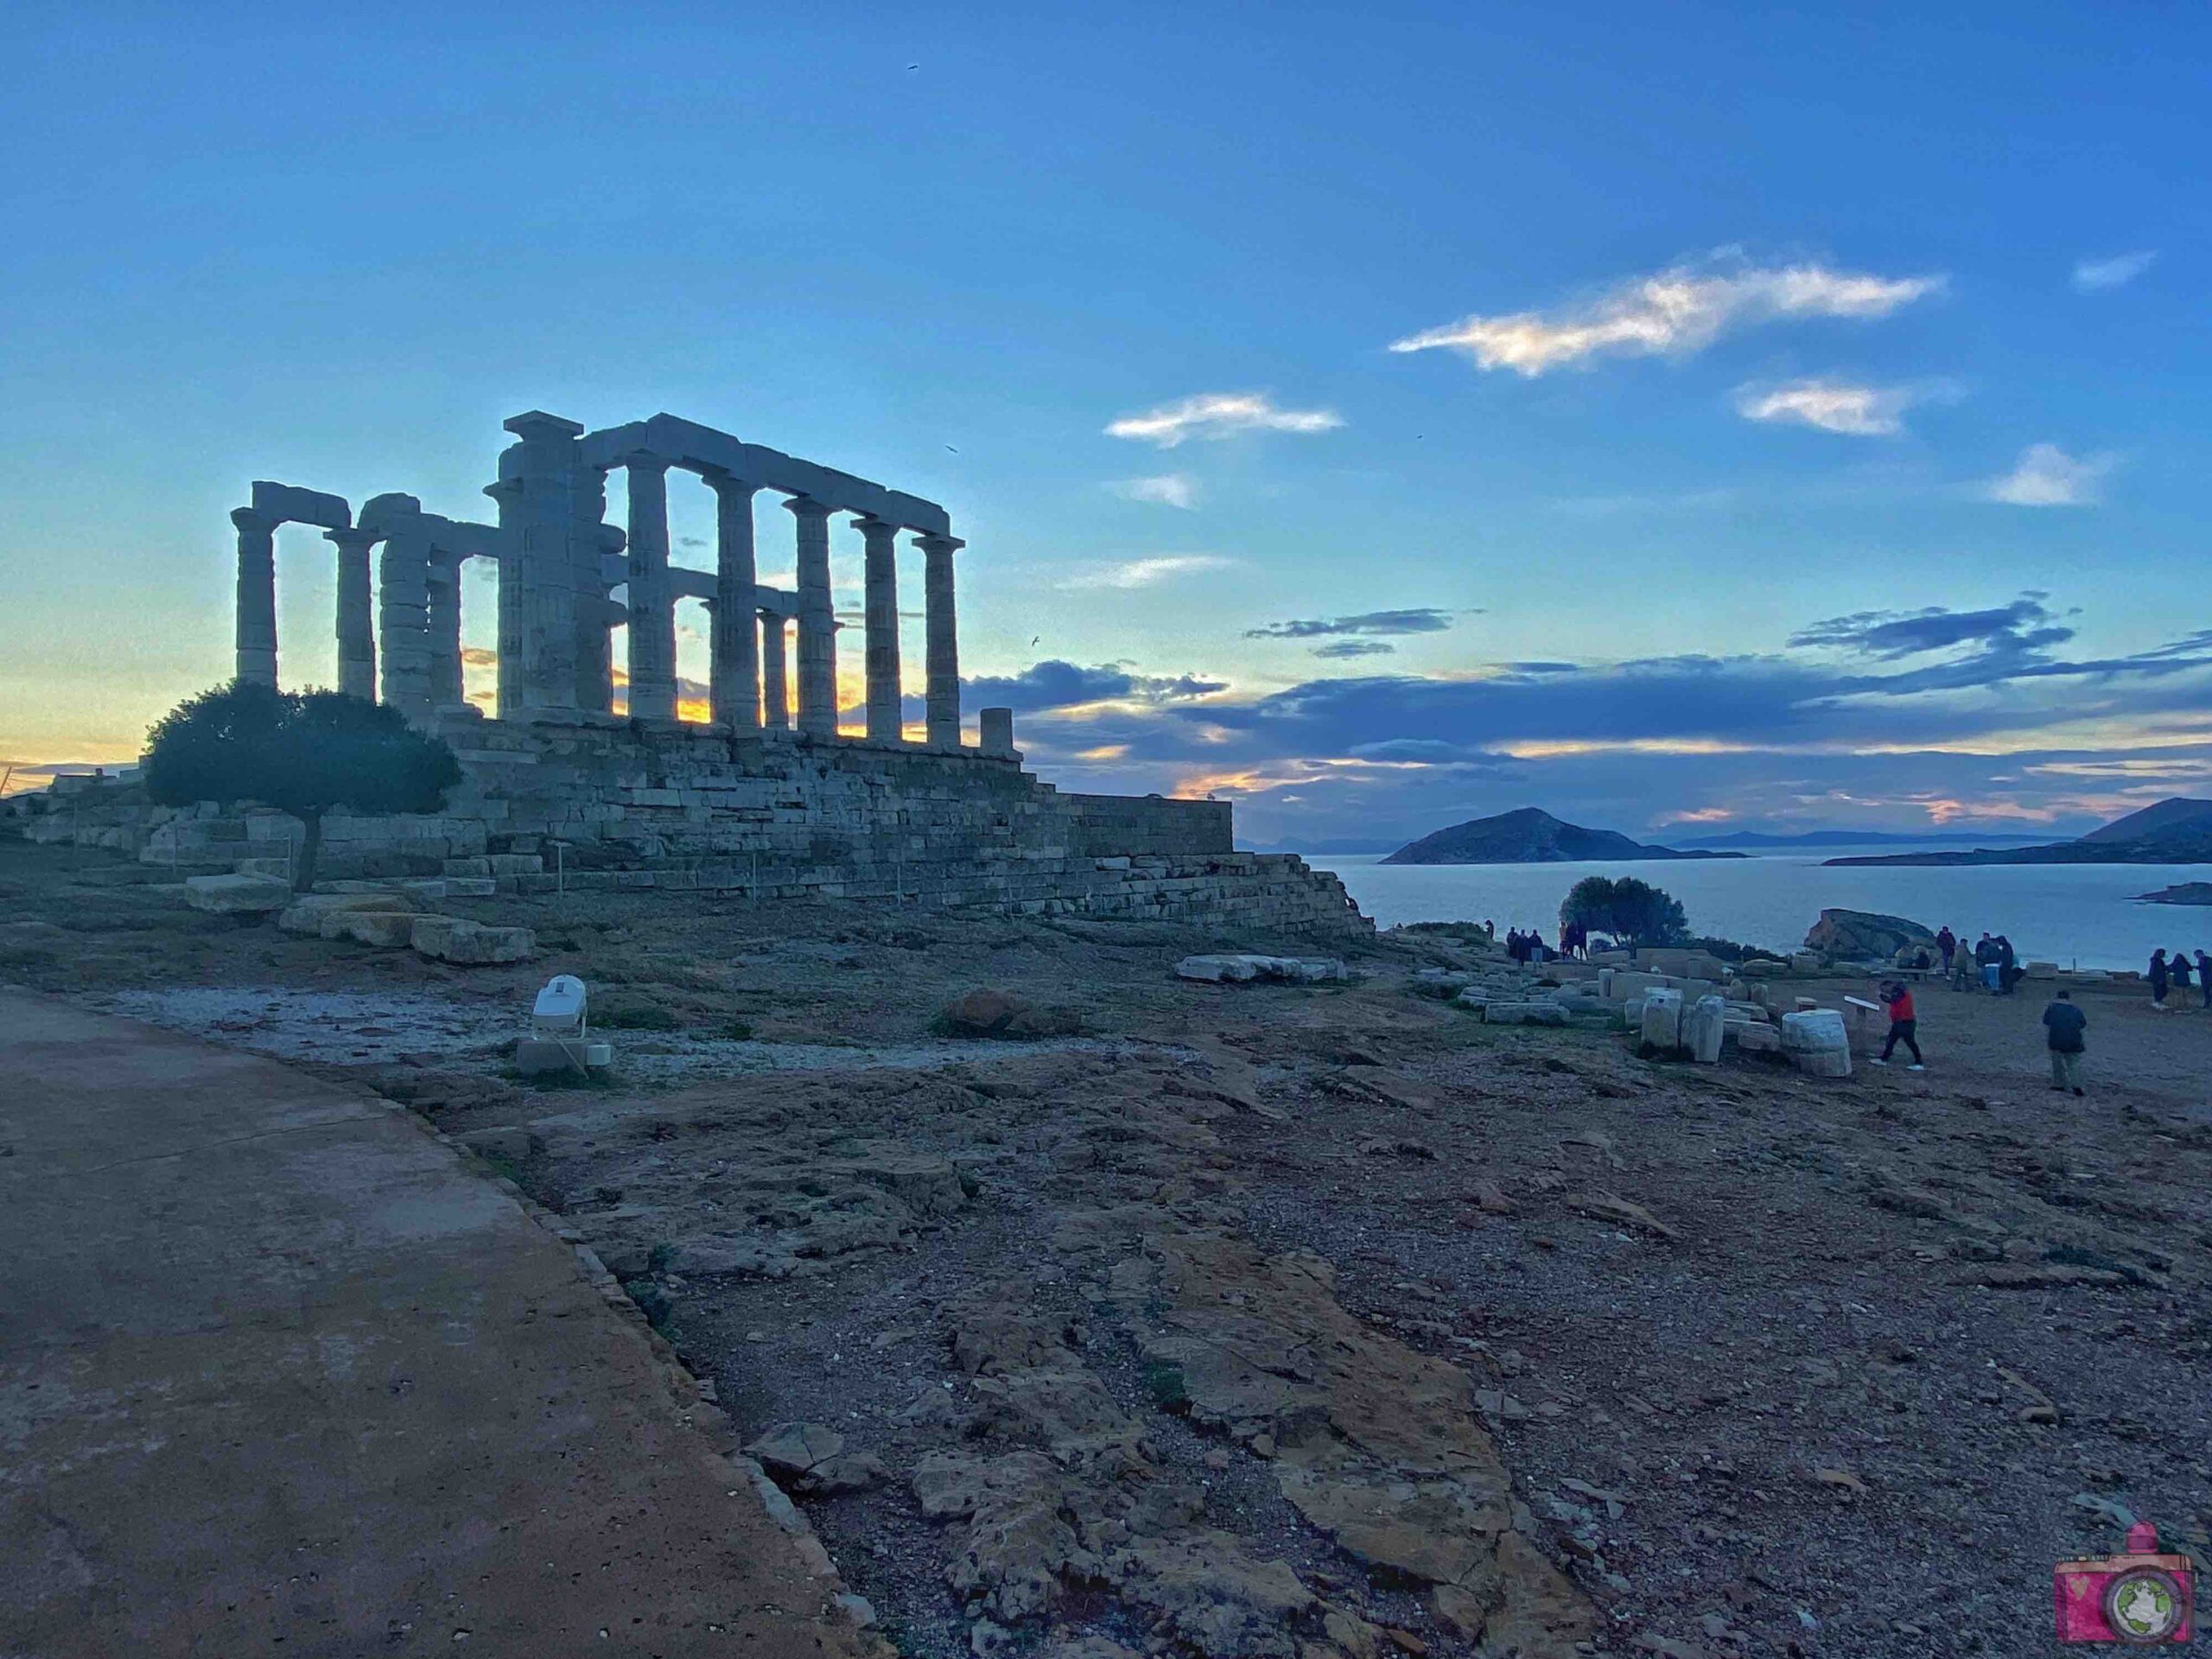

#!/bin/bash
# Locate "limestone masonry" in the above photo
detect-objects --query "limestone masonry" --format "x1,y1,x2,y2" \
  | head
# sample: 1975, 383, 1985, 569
21, 410, 1366, 936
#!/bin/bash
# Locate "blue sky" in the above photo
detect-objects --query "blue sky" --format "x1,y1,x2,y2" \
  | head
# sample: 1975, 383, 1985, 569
2, 2, 2207, 843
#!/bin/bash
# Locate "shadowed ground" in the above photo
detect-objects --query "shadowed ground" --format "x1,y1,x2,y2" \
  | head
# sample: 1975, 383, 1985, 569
0, 989, 870, 1659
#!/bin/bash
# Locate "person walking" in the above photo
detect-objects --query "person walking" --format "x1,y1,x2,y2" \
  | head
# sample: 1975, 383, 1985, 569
2042, 988, 2088, 1095
1936, 926, 1957, 976
1871, 980, 1924, 1069
2148, 948, 2171, 1008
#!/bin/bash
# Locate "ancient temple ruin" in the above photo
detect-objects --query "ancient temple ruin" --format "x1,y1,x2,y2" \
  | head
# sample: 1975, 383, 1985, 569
231, 410, 989, 749
16, 410, 1366, 934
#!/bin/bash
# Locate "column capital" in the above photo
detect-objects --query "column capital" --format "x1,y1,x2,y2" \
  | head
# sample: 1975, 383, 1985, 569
854, 515, 900, 544
232, 506, 277, 533
481, 478, 521, 502
324, 526, 384, 551
698, 467, 760, 499
781, 494, 834, 522
915, 531, 966, 554
619, 451, 670, 477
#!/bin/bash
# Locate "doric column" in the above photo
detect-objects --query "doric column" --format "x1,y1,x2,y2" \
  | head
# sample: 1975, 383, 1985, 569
623, 456, 676, 722
758, 606, 790, 729
785, 496, 836, 737
918, 532, 963, 747
857, 518, 902, 742
232, 507, 278, 686
490, 411, 587, 716
705, 472, 760, 731
327, 528, 380, 701
377, 533, 433, 718
427, 552, 465, 708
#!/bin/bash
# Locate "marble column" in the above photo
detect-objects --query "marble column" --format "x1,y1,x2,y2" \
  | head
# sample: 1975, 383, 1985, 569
232, 507, 278, 686
490, 411, 586, 715
857, 518, 902, 742
624, 456, 676, 722
377, 534, 433, 717
759, 607, 790, 729
785, 497, 836, 737
706, 472, 760, 732
327, 528, 380, 700
918, 532, 963, 747
427, 552, 465, 708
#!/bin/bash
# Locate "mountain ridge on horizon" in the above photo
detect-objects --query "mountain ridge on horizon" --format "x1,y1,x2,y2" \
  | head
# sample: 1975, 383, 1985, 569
1826, 797, 2212, 868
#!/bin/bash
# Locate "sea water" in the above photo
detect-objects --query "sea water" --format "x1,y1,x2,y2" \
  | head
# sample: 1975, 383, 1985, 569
1303, 852, 2212, 974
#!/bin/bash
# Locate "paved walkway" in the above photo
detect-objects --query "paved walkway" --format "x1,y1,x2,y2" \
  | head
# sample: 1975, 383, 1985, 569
0, 991, 869, 1658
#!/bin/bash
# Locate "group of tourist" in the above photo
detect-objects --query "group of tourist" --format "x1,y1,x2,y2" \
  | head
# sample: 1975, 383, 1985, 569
1931, 925, 2025, 995
1871, 976, 2094, 1096
1504, 926, 1554, 964
2147, 946, 2212, 1010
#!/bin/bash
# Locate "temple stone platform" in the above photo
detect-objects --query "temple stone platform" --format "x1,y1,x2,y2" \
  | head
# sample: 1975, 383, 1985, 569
15, 720, 1369, 938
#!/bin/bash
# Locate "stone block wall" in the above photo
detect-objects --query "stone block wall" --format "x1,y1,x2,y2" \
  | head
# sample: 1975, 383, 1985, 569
4, 720, 1369, 938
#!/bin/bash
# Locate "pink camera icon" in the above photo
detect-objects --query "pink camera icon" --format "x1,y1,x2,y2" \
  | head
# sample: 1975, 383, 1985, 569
2056, 1522, 2194, 1644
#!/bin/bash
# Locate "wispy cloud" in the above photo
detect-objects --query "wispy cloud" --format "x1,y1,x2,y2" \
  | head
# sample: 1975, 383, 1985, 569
1733, 377, 1947, 436
1789, 595, 2075, 659
1313, 640, 1398, 659
1389, 255, 1945, 377
1107, 473, 1199, 509
1059, 554, 1237, 590
1105, 392, 1344, 448
961, 660, 1224, 713
1245, 607, 1460, 640
1982, 442, 2115, 507
2072, 251, 2156, 293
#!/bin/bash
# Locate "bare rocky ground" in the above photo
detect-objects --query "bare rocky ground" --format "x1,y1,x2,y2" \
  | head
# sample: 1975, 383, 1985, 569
5, 836, 2211, 1657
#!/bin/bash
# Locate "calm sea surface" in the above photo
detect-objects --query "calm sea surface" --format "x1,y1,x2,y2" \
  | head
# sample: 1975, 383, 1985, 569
1301, 851, 2212, 973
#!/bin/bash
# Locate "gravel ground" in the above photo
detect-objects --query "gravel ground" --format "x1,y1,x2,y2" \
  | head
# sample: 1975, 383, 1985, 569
7, 837, 2210, 1658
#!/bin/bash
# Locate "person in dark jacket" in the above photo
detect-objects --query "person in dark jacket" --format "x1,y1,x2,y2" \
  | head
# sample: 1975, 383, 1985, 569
1995, 935, 2020, 995
2197, 950, 2212, 1008
1936, 925, 1957, 973
2149, 948, 2170, 1007
2042, 990, 2088, 1095
2171, 950, 2194, 995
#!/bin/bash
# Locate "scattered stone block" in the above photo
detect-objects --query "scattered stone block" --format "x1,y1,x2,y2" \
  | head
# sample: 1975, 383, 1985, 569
1780, 1008, 1852, 1077
183, 873, 292, 914
1731, 1021, 1782, 1053
1175, 953, 1347, 984
1487, 1001, 1568, 1026
1683, 994, 1726, 1064
276, 893, 407, 935
410, 916, 535, 964
335, 910, 434, 948
1640, 987, 1684, 1050
935, 988, 1082, 1038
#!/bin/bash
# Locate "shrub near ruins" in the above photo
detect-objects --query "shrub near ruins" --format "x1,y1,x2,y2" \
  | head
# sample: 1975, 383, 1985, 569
143, 682, 461, 892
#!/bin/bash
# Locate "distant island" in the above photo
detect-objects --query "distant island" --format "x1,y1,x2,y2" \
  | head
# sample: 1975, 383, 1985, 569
1676, 828, 2050, 850
1382, 806, 1747, 866
2138, 882, 2212, 906
1824, 797, 2212, 867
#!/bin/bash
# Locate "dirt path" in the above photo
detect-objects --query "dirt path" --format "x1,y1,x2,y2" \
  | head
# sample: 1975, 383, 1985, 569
0, 990, 874, 1659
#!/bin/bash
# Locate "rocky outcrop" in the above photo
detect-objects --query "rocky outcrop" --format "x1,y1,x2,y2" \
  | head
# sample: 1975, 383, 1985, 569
1802, 907, 1936, 963
2139, 882, 2212, 906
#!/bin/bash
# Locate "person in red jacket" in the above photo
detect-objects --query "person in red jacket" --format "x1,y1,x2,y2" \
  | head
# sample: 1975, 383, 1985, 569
1871, 980, 1924, 1069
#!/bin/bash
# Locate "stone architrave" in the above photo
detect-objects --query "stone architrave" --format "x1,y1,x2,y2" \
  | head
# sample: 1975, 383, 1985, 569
327, 528, 380, 701
785, 497, 836, 737
857, 518, 901, 742
232, 507, 279, 686
918, 532, 963, 747
705, 472, 760, 731
623, 456, 676, 722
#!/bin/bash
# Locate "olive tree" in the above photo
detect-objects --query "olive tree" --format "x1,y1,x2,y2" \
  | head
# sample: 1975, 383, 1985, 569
1560, 874, 1688, 950
144, 683, 461, 891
